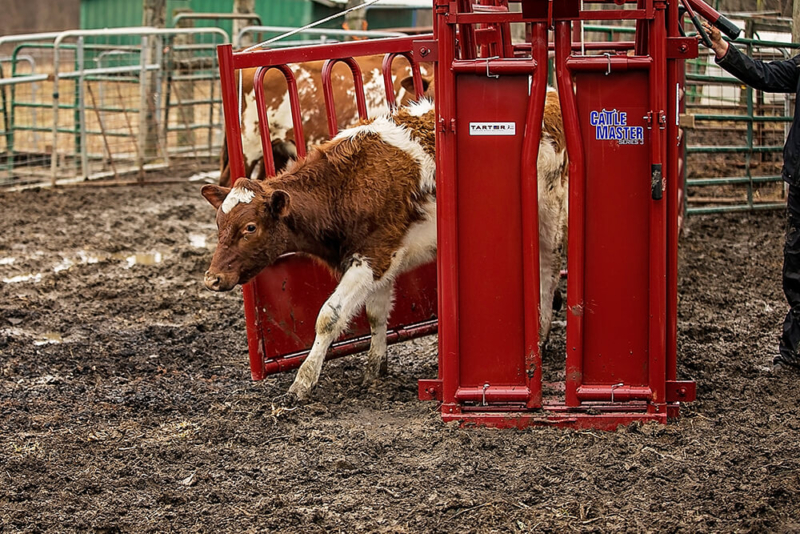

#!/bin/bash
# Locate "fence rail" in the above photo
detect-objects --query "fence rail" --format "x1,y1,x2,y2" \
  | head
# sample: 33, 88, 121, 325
0, 25, 411, 189
0, 19, 794, 207
683, 35, 795, 214
0, 27, 228, 188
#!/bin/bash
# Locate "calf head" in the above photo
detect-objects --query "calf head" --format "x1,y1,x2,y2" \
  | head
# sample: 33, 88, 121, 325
201, 178, 292, 291
399, 74, 435, 106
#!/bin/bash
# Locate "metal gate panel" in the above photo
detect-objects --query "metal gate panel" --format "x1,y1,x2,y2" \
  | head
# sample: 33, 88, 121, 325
216, 37, 438, 381
247, 257, 437, 379
575, 71, 652, 389
454, 74, 530, 391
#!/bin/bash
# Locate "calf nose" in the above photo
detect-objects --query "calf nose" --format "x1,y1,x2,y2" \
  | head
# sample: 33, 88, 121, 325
204, 270, 221, 291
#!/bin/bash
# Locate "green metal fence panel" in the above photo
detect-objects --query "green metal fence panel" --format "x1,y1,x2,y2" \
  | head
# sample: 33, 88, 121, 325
684, 34, 797, 215
80, 0, 143, 29
81, 0, 314, 33
256, 0, 311, 27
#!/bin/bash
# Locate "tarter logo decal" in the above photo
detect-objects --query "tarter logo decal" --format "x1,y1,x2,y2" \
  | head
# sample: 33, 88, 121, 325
590, 109, 644, 145
469, 122, 516, 136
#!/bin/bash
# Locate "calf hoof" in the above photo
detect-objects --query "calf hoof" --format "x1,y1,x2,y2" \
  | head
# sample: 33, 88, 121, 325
361, 373, 378, 388
273, 391, 299, 409
362, 359, 388, 387
287, 380, 314, 402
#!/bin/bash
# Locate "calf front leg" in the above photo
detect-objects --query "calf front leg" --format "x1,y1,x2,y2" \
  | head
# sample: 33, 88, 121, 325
288, 258, 376, 401
363, 283, 394, 386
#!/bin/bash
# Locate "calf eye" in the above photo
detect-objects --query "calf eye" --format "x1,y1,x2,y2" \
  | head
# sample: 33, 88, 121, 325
245, 224, 257, 233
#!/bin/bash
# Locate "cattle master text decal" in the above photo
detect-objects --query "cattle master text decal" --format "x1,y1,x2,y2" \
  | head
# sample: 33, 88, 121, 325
590, 109, 644, 145
469, 122, 516, 136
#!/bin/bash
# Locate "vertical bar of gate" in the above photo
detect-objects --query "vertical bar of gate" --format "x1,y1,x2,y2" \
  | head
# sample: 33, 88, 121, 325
77, 37, 88, 179
321, 58, 368, 137
207, 46, 215, 161
665, 0, 682, 388
522, 21, 548, 409
436, 3, 461, 412
218, 43, 264, 380
555, 20, 586, 407
253, 65, 307, 177
648, 1, 668, 409
51, 39, 61, 186
745, 40, 754, 210
456, 0, 476, 59
155, 37, 168, 169
381, 52, 423, 112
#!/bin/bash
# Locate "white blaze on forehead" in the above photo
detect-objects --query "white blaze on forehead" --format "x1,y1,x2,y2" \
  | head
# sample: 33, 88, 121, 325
221, 187, 256, 214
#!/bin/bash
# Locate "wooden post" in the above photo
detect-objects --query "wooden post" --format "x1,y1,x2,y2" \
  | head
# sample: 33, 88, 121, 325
344, 0, 367, 41
233, 0, 256, 48
793, 0, 800, 44
173, 8, 195, 151
142, 0, 166, 161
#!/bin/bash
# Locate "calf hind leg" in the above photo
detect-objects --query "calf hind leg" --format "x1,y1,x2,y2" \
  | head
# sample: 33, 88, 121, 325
363, 283, 394, 386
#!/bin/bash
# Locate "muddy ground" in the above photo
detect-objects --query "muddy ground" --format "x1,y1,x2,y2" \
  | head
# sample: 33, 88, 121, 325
1, 175, 799, 533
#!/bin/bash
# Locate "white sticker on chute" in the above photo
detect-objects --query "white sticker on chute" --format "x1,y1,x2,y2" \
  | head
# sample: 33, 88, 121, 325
469, 122, 516, 136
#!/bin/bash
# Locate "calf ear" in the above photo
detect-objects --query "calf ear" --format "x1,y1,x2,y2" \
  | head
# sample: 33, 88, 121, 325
400, 75, 432, 98
268, 190, 291, 219
201, 184, 231, 210
400, 75, 416, 94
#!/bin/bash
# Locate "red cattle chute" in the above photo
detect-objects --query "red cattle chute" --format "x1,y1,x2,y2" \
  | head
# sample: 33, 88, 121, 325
418, 0, 699, 429
215, 0, 707, 428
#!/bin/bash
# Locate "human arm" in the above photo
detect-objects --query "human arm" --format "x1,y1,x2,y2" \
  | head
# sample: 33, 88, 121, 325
702, 21, 800, 93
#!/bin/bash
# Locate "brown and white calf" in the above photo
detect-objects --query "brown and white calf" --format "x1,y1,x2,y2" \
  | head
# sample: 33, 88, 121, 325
202, 92, 567, 401
219, 57, 434, 187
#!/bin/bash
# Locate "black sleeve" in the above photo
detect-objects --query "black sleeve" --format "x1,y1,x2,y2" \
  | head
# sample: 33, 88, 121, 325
715, 45, 800, 93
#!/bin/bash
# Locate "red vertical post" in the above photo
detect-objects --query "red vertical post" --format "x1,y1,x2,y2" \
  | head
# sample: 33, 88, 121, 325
253, 67, 277, 177
647, 1, 668, 409
382, 52, 423, 112
218, 43, 264, 380
665, 0, 682, 389
456, 0, 477, 59
436, 3, 461, 414
555, 21, 586, 407
521, 21, 548, 409
253, 65, 308, 177
218, 44, 246, 181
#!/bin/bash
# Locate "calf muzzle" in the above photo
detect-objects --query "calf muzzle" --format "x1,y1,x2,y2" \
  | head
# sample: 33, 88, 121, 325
204, 270, 237, 292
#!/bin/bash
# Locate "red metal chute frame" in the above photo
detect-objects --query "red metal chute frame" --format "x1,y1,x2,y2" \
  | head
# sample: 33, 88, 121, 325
216, 0, 728, 429
217, 37, 437, 380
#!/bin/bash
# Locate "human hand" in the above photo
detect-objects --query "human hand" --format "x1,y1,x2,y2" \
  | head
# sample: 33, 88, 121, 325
701, 21, 728, 60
